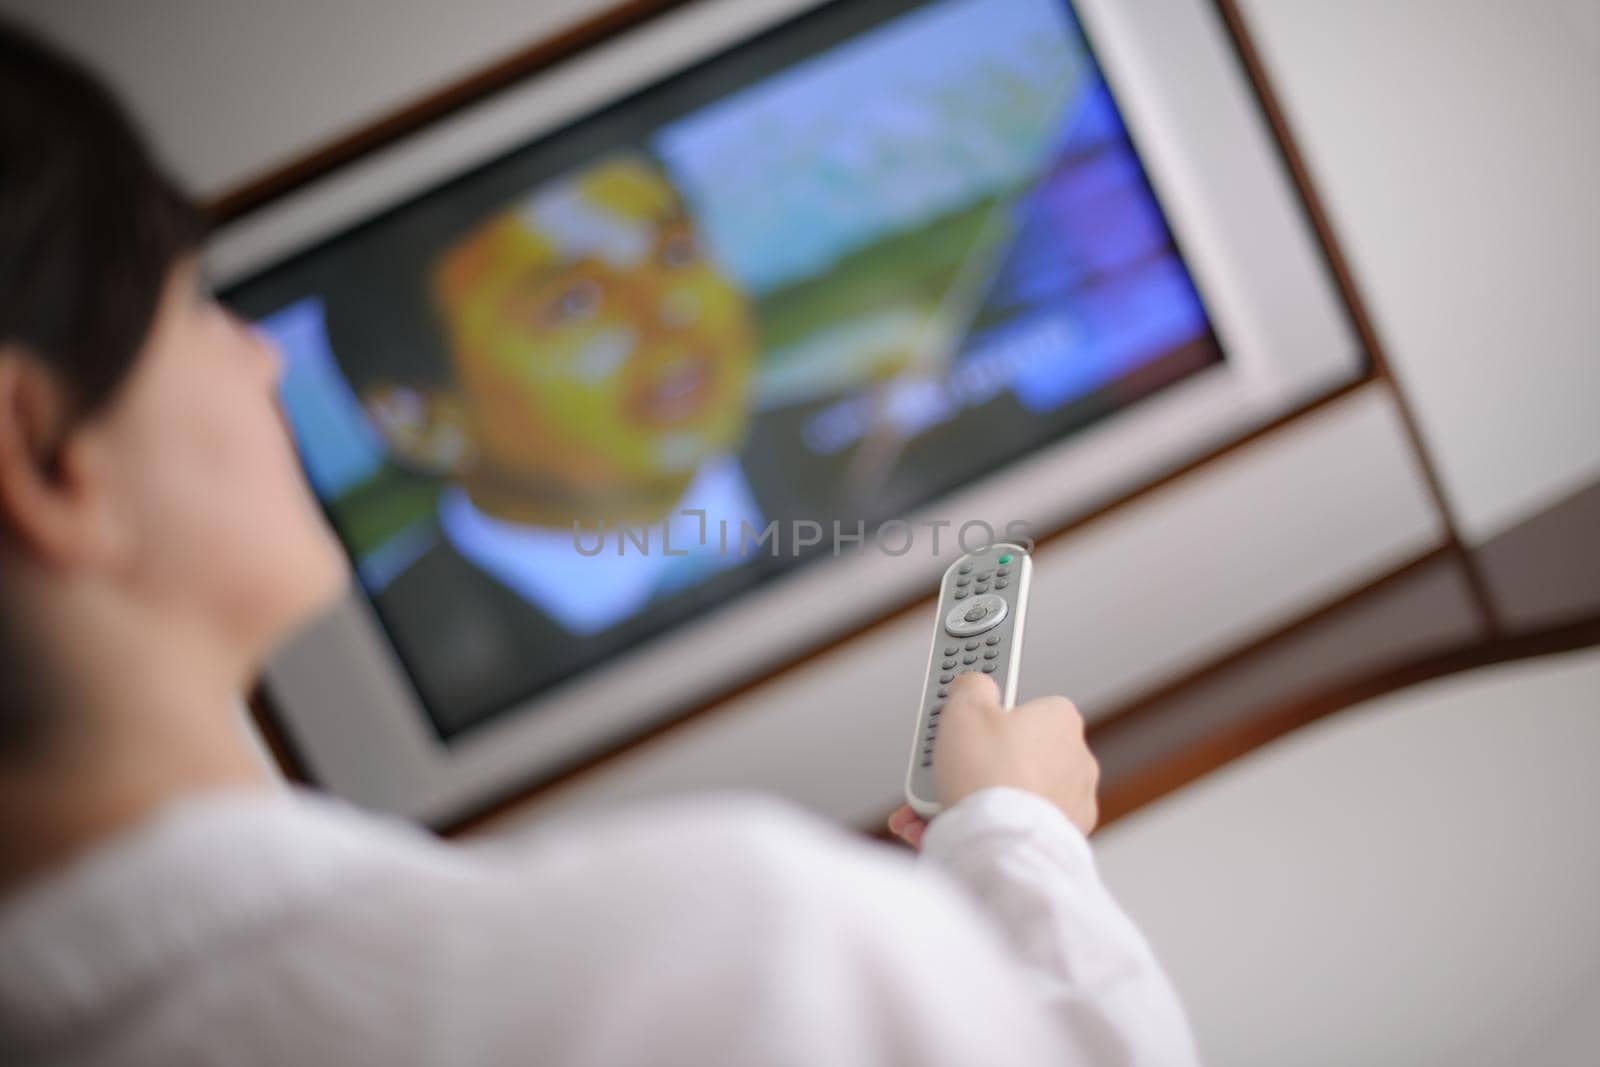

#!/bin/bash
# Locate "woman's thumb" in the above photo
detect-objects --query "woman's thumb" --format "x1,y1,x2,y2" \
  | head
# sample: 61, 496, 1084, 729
945, 671, 1001, 715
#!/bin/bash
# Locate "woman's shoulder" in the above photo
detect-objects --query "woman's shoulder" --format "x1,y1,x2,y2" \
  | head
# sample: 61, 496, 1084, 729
475, 790, 917, 914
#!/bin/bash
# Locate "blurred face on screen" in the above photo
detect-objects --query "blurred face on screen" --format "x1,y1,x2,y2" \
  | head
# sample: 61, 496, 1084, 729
386, 157, 756, 527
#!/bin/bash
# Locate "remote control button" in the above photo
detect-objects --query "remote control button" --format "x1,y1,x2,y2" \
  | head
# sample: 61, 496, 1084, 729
983, 648, 999, 659
944, 595, 1008, 637
975, 584, 990, 595
981, 662, 996, 673
962, 653, 977, 664
937, 687, 948, 697
943, 645, 958, 656
940, 658, 956, 670
964, 640, 979, 650
985, 634, 1001, 645
977, 570, 993, 581
954, 589, 969, 600
995, 579, 1008, 590
997, 566, 1010, 576
955, 575, 971, 587
958, 561, 973, 574
922, 758, 932, 768
939, 673, 954, 684
998, 553, 1013, 565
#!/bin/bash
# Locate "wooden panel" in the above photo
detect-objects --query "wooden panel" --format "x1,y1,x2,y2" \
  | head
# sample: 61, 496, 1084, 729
1477, 480, 1600, 633
1089, 551, 1483, 786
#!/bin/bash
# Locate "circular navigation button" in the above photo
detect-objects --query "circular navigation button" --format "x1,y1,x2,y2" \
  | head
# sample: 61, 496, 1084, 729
943, 595, 1009, 637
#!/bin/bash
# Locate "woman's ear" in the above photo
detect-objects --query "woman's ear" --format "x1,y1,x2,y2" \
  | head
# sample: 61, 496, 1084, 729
0, 350, 124, 571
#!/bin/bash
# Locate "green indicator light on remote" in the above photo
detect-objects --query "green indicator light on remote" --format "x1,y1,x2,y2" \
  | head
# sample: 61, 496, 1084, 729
998, 554, 1012, 565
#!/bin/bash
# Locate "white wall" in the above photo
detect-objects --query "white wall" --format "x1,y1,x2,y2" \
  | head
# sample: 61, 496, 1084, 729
0, 0, 602, 196
6, 0, 1593, 540
1235, 0, 1600, 543
1095, 646, 1600, 1067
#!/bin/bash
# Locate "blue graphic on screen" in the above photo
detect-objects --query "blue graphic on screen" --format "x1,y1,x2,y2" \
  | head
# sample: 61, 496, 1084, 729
261, 298, 384, 497
653, 0, 1082, 295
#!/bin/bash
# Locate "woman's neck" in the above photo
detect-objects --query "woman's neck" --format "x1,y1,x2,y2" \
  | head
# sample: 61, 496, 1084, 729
0, 579, 278, 897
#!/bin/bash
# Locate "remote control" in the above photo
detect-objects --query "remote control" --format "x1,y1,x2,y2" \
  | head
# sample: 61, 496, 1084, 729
904, 542, 1033, 817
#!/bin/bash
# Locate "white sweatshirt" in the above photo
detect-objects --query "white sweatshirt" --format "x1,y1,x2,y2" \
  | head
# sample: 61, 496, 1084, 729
0, 785, 1197, 1066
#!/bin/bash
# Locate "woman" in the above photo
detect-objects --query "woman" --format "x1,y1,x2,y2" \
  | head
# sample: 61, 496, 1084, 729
0, 21, 1196, 1066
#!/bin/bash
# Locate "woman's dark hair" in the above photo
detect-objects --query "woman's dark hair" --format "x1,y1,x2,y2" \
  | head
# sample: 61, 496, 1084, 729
0, 19, 203, 753
0, 18, 204, 419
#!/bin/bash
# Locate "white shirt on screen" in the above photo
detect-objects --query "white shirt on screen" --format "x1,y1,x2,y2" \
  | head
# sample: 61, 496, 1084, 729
0, 785, 1198, 1066
437, 452, 765, 635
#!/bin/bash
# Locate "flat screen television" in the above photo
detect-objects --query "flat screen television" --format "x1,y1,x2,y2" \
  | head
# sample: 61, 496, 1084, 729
215, 0, 1362, 823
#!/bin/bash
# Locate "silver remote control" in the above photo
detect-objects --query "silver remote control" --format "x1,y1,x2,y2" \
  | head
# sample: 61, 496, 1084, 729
904, 542, 1033, 817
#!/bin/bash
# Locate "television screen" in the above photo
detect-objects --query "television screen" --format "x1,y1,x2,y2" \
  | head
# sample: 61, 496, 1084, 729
225, 0, 1224, 740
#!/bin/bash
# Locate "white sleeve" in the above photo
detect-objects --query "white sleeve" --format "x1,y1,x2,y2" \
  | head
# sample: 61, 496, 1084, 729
918, 786, 1200, 1066
437, 792, 1198, 1067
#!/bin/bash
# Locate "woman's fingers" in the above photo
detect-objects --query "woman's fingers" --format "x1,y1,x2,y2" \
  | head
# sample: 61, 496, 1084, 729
886, 804, 928, 850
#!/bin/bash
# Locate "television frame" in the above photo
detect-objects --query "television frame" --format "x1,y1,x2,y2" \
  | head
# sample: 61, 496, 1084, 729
211, 0, 1366, 825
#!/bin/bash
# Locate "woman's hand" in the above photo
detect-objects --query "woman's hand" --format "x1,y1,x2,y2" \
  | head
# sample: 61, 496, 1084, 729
886, 804, 929, 849
886, 672, 1100, 849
